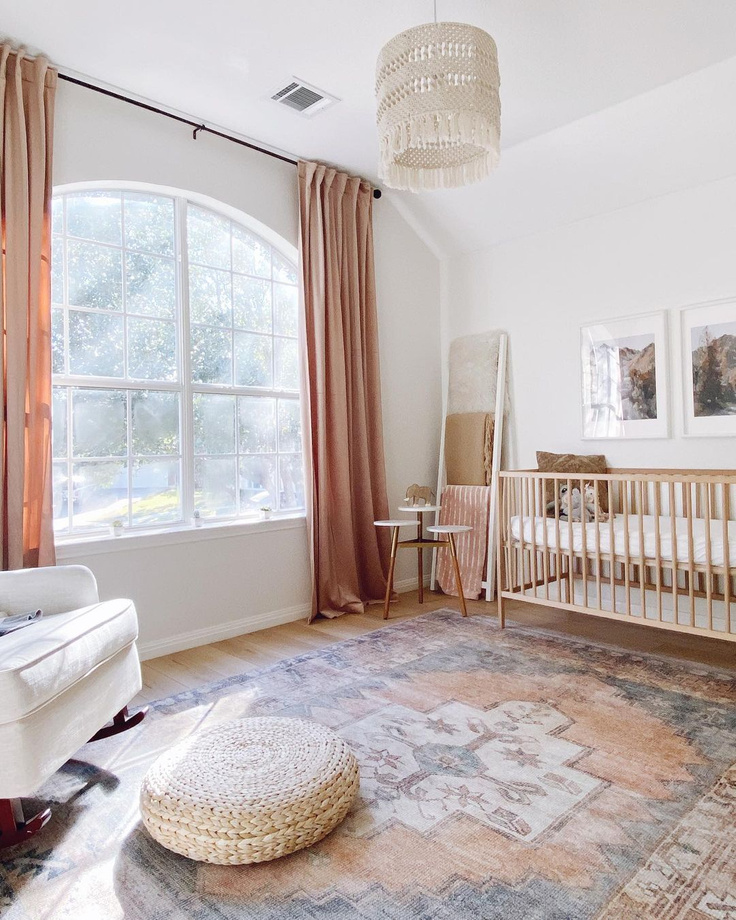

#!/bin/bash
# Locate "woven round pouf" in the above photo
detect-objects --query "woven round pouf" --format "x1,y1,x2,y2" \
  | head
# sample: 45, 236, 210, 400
140, 717, 359, 865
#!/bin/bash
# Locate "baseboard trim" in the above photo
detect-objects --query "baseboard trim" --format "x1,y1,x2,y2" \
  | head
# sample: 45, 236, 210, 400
394, 575, 431, 593
138, 576, 431, 661
138, 603, 310, 661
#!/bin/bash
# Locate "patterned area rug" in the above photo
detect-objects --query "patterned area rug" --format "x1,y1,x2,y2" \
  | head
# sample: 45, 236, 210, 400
2, 610, 735, 920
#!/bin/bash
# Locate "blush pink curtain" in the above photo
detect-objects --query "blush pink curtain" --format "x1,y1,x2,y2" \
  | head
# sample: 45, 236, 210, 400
298, 160, 390, 619
1, 47, 57, 569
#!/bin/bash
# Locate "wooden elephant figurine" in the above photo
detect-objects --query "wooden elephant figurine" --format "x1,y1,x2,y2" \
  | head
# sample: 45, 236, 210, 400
405, 484, 435, 507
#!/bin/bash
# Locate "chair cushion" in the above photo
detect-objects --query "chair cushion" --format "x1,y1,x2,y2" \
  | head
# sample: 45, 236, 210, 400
0, 599, 138, 725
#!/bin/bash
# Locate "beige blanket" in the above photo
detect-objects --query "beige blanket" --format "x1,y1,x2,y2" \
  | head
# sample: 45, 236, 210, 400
445, 412, 494, 486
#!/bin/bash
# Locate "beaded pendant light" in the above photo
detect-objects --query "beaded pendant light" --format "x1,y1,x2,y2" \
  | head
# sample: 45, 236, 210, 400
375, 4, 501, 192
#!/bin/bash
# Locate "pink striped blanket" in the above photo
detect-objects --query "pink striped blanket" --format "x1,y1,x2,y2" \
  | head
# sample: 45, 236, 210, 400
436, 485, 491, 599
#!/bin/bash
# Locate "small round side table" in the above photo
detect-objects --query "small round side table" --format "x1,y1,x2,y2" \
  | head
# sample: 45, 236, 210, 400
373, 519, 417, 619
396, 504, 441, 604
374, 514, 473, 619
427, 524, 473, 618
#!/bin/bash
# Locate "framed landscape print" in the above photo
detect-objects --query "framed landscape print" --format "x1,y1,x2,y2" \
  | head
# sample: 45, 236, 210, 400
681, 298, 736, 437
581, 312, 669, 439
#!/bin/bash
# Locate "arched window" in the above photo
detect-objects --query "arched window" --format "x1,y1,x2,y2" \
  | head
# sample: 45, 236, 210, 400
51, 186, 303, 536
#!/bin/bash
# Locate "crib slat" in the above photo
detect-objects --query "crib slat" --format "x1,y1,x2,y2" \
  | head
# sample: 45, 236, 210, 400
542, 477, 550, 600
511, 474, 517, 594
708, 483, 716, 592
523, 479, 529, 592
500, 474, 506, 594
622, 481, 631, 617
724, 484, 731, 634
510, 474, 515, 594
508, 477, 515, 593
685, 482, 695, 628
581, 477, 589, 608
594, 478, 602, 611
514, 479, 526, 594
504, 472, 512, 595
609, 481, 616, 615
709, 482, 717, 605
528, 476, 538, 597
696, 484, 705, 595
653, 481, 663, 621
567, 477, 574, 605
704, 482, 713, 631
554, 476, 562, 604
497, 476, 504, 613
669, 481, 678, 626
504, 476, 511, 593
638, 479, 646, 621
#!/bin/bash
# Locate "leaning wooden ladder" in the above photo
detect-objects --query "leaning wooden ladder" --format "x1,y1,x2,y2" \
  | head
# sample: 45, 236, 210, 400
430, 332, 508, 602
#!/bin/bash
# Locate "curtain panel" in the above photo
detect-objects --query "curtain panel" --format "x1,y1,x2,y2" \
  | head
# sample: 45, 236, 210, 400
298, 160, 390, 619
0, 46, 57, 569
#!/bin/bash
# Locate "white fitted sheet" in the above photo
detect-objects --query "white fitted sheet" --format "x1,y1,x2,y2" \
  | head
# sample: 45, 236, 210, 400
510, 514, 736, 568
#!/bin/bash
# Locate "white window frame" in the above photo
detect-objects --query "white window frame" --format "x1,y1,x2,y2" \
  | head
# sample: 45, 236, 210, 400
52, 181, 303, 541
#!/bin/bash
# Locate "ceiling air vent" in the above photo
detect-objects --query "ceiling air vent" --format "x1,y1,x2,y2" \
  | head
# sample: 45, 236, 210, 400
270, 78, 338, 118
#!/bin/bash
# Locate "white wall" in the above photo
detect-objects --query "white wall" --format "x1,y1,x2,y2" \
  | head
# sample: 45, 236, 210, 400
444, 71, 736, 471
375, 200, 442, 559
54, 81, 441, 655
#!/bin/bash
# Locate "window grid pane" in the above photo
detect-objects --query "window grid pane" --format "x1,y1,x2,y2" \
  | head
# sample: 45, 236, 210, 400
185, 201, 300, 518
52, 384, 184, 534
52, 189, 302, 533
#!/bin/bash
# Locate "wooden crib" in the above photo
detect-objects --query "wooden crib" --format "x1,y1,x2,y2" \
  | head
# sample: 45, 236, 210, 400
496, 469, 736, 642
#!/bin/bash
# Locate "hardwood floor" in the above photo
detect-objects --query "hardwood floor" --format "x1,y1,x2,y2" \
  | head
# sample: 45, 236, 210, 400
133, 590, 736, 707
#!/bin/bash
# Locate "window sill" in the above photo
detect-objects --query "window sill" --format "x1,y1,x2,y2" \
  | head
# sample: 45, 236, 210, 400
54, 513, 307, 558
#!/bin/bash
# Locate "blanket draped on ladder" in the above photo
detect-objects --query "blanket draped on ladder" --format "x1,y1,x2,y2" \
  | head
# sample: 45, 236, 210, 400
436, 485, 491, 599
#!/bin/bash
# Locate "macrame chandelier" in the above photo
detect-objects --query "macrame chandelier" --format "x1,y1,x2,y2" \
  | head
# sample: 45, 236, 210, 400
375, 15, 501, 192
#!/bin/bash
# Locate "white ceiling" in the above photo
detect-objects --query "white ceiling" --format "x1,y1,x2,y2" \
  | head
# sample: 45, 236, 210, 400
3, 0, 736, 254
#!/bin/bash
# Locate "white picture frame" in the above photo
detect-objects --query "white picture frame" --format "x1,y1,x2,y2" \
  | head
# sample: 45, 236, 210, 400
681, 298, 736, 437
580, 311, 669, 440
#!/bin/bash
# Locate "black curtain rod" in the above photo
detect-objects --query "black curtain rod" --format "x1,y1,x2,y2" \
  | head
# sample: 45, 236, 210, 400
58, 73, 382, 199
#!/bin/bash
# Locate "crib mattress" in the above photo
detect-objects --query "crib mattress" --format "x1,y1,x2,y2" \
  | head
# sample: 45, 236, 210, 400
509, 514, 736, 568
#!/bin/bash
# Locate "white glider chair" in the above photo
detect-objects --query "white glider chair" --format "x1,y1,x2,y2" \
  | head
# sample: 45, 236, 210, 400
0, 564, 146, 849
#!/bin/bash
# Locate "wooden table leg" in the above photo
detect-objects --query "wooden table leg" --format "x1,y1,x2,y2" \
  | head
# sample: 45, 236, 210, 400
417, 513, 424, 603
384, 526, 400, 619
448, 534, 468, 617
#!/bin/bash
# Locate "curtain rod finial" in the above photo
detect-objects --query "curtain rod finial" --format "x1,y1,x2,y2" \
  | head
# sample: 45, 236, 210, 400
373, 188, 382, 199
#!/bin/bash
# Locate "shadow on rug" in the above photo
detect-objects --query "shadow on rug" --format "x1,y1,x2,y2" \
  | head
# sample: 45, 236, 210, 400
1, 610, 735, 919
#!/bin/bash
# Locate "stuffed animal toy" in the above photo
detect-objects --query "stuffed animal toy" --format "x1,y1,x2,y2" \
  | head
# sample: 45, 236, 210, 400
559, 485, 586, 522
405, 484, 435, 506
547, 483, 608, 523
583, 482, 609, 522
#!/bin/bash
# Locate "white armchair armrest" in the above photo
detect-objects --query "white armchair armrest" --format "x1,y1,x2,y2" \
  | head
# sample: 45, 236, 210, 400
0, 565, 99, 616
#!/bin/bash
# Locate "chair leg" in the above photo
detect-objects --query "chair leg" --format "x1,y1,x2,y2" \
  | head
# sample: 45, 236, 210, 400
88, 705, 148, 743
0, 706, 147, 851
0, 798, 51, 851
383, 526, 400, 620
448, 534, 468, 618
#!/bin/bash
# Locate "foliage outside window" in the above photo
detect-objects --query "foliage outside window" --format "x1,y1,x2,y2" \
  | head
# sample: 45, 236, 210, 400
51, 188, 303, 536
